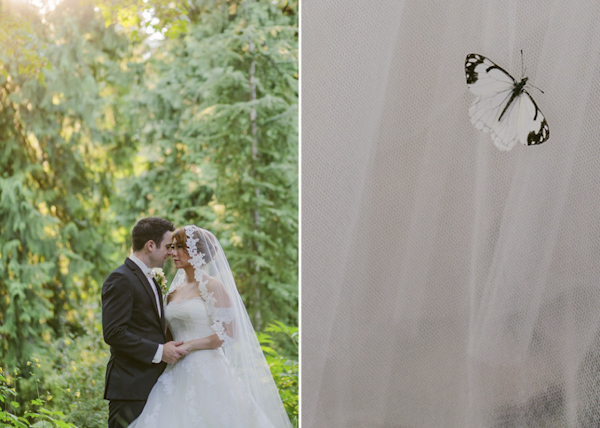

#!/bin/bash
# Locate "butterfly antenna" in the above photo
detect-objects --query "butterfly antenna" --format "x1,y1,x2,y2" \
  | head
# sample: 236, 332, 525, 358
520, 50, 545, 94
529, 83, 545, 95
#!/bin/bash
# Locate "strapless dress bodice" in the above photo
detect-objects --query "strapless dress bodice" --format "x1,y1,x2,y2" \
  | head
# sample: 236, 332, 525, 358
165, 297, 216, 343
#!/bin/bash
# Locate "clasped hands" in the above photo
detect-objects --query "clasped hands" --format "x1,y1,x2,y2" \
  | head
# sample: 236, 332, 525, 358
162, 340, 190, 364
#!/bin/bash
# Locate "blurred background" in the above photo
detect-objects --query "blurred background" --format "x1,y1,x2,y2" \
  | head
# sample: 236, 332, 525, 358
0, 0, 297, 425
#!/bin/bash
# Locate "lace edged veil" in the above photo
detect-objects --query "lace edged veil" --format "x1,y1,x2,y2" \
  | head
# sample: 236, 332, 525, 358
168, 225, 292, 428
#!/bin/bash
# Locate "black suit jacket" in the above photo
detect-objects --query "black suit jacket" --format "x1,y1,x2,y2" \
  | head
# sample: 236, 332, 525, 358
102, 258, 166, 400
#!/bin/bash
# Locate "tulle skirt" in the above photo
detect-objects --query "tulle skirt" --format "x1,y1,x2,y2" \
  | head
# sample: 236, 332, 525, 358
129, 349, 276, 427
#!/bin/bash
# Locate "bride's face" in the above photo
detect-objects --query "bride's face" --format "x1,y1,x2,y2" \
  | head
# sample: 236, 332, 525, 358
172, 239, 191, 269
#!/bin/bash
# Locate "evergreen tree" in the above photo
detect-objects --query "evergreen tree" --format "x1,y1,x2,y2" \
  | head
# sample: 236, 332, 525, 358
121, 0, 298, 328
0, 0, 135, 367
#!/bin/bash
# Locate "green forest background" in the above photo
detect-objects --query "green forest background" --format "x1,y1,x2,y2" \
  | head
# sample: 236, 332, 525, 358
0, 0, 298, 425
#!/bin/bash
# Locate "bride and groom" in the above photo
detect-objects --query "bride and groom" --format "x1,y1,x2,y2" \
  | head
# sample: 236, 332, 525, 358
102, 217, 292, 428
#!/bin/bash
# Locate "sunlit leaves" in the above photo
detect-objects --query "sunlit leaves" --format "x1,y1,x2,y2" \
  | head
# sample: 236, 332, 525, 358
0, 2, 50, 82
121, 0, 298, 329
259, 322, 298, 425
0, 0, 136, 371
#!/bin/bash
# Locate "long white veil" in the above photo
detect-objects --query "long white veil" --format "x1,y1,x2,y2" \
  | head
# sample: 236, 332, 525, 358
169, 226, 291, 428
302, 0, 600, 427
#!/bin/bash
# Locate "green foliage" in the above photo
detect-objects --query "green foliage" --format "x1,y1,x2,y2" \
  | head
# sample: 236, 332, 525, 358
23, 321, 109, 428
259, 321, 298, 426
0, 1, 50, 82
0, 0, 135, 372
0, 369, 78, 428
119, 0, 299, 329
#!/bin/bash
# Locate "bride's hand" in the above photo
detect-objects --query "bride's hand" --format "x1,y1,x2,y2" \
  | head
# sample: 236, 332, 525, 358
179, 334, 223, 353
178, 342, 193, 353
162, 340, 189, 364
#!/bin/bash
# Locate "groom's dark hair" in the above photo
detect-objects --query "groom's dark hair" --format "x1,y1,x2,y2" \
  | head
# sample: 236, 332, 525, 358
132, 217, 175, 251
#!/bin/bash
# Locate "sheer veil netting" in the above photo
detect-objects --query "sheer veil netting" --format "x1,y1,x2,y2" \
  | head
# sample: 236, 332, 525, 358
303, 1, 600, 427
168, 226, 291, 427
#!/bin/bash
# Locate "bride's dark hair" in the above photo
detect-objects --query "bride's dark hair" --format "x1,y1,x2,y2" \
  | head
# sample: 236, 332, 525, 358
172, 226, 218, 263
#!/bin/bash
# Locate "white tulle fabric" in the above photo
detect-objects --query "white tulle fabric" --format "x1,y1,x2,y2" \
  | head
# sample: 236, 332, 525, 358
130, 226, 291, 427
303, 1, 600, 427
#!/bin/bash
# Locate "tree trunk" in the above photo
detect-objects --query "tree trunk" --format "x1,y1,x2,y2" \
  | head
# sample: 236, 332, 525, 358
249, 36, 262, 329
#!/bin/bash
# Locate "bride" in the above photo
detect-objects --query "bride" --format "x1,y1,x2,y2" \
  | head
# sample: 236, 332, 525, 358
128, 225, 292, 427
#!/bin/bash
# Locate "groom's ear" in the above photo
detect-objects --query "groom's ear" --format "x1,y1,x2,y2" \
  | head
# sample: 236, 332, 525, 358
146, 240, 156, 252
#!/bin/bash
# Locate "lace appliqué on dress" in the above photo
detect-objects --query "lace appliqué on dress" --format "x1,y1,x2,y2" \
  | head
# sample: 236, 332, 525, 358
156, 370, 175, 395
212, 307, 235, 346
140, 402, 162, 427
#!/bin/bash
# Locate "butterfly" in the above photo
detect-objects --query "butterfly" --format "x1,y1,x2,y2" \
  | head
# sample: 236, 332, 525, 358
465, 53, 549, 151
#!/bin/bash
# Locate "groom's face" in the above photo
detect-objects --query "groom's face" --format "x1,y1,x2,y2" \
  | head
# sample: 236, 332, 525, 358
149, 231, 173, 268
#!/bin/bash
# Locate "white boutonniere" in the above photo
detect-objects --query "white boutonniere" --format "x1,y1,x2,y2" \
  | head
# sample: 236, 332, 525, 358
151, 268, 168, 295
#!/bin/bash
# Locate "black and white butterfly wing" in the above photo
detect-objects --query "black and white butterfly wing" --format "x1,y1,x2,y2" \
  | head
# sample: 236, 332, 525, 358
515, 91, 549, 146
465, 53, 549, 151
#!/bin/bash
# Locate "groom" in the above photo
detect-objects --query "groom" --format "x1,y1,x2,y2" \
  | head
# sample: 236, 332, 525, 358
102, 217, 189, 428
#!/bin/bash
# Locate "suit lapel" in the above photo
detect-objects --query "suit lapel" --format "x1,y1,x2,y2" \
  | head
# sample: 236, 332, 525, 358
125, 258, 162, 321
152, 277, 166, 331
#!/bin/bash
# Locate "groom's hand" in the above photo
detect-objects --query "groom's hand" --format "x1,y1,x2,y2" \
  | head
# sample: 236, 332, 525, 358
162, 340, 189, 364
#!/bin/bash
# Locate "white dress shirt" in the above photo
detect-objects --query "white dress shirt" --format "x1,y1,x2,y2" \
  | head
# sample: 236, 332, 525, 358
129, 254, 164, 364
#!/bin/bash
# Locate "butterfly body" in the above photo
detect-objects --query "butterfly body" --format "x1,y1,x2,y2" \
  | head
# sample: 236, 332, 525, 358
465, 53, 549, 151
499, 77, 527, 121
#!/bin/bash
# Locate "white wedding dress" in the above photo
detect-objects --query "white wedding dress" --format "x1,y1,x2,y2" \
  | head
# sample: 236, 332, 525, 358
128, 297, 278, 427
